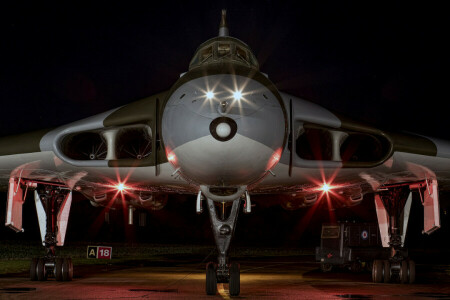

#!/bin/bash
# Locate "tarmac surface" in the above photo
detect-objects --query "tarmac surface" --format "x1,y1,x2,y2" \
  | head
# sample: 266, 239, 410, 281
1, 255, 450, 299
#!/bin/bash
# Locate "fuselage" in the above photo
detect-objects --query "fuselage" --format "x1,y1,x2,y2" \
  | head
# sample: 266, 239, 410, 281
161, 68, 287, 189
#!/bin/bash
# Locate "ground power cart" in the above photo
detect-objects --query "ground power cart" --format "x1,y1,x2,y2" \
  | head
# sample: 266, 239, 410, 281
316, 222, 389, 272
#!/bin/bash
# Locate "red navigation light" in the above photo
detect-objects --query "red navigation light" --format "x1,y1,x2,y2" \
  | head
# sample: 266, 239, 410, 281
266, 148, 283, 171
167, 152, 176, 163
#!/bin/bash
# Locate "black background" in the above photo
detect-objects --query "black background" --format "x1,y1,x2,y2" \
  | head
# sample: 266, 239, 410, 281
1, 1, 448, 137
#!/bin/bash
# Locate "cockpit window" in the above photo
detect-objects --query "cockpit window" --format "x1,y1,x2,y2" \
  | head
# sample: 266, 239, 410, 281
201, 46, 213, 62
218, 43, 231, 57
189, 37, 259, 70
236, 46, 248, 63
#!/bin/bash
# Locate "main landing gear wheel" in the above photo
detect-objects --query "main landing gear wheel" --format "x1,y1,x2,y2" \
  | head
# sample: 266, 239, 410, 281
400, 261, 408, 284
229, 262, 240, 297
372, 260, 391, 283
372, 260, 384, 283
36, 258, 47, 281
383, 260, 391, 283
206, 262, 217, 295
400, 260, 415, 284
55, 258, 63, 281
30, 258, 38, 281
30, 257, 73, 282
408, 260, 416, 283
62, 258, 73, 281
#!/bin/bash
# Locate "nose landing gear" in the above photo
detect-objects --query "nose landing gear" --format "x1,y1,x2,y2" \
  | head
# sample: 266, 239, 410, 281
204, 196, 242, 296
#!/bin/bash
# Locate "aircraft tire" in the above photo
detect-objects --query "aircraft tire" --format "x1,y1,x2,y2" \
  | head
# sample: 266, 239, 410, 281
55, 258, 63, 281
36, 258, 47, 281
30, 258, 38, 281
383, 260, 391, 283
67, 258, 74, 281
229, 262, 240, 296
205, 262, 217, 295
372, 260, 383, 283
400, 260, 408, 284
408, 260, 415, 284
62, 258, 73, 281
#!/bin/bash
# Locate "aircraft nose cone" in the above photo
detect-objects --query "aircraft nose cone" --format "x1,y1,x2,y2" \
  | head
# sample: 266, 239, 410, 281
162, 73, 287, 187
216, 122, 231, 138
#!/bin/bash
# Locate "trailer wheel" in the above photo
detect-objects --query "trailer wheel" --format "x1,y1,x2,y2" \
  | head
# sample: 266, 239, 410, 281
366, 261, 373, 272
351, 261, 362, 273
320, 263, 332, 272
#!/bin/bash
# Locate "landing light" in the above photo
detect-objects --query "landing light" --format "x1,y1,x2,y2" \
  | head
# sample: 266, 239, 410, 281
116, 183, 127, 192
233, 90, 242, 101
321, 183, 331, 192
206, 91, 214, 100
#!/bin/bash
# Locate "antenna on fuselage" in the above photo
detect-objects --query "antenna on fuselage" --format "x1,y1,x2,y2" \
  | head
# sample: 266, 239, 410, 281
219, 9, 229, 37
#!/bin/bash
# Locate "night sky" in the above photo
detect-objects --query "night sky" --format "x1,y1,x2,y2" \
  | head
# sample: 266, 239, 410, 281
1, 2, 448, 137
1, 2, 449, 246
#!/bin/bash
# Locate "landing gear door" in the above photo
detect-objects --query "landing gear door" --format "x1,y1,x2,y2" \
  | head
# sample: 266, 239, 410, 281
422, 179, 440, 234
56, 191, 72, 246
374, 194, 389, 247
5, 178, 25, 232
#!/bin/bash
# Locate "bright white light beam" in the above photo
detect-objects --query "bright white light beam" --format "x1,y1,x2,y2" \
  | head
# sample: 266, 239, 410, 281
206, 91, 214, 99
233, 90, 242, 101
321, 183, 331, 192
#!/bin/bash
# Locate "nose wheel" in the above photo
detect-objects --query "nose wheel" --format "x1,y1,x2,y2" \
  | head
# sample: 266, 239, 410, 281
229, 262, 240, 296
205, 261, 240, 296
206, 262, 217, 295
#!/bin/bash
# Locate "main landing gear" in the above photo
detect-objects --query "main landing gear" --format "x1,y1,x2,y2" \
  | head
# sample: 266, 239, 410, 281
30, 185, 73, 281
5, 178, 74, 281
199, 191, 247, 297
372, 179, 440, 284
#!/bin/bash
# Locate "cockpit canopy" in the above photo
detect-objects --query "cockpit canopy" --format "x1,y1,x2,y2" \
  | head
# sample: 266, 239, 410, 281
189, 36, 259, 71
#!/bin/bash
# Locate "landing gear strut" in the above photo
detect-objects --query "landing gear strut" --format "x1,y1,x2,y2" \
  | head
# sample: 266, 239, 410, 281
30, 185, 73, 281
205, 197, 241, 296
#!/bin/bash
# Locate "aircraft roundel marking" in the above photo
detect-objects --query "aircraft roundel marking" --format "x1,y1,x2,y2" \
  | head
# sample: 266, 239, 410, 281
361, 230, 369, 240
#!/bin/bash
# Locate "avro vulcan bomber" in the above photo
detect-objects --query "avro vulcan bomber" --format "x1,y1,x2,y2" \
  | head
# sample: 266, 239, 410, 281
2, 10, 445, 296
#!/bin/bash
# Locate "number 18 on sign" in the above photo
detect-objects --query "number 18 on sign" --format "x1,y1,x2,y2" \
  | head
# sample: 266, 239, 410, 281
87, 246, 112, 259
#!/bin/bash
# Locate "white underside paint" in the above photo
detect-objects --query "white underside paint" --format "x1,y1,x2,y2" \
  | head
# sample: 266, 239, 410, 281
173, 134, 275, 186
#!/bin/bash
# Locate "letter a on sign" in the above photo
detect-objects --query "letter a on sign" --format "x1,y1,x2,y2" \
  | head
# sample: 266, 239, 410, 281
87, 246, 98, 259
